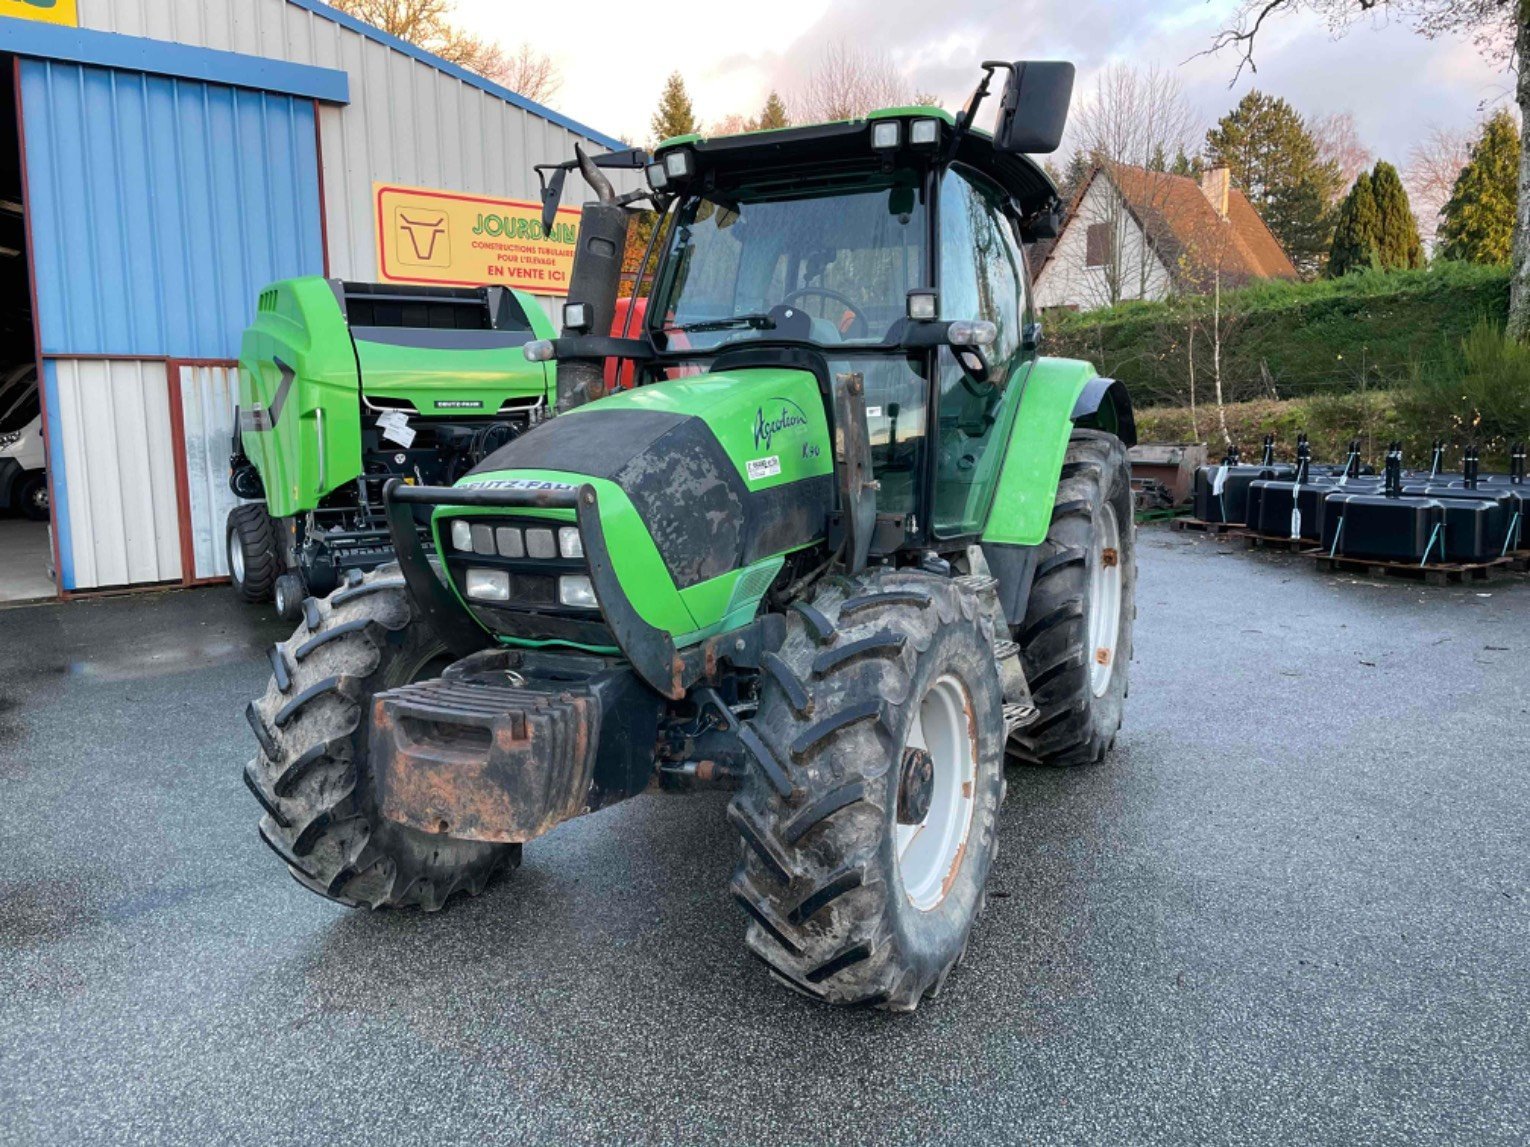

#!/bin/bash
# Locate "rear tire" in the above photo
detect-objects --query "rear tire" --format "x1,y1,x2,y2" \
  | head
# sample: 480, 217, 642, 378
244, 567, 517, 910
1009, 430, 1136, 767
729, 570, 1006, 1010
228, 504, 279, 603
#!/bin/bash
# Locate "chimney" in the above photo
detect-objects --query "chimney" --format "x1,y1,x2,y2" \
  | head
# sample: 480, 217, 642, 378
1200, 166, 1231, 219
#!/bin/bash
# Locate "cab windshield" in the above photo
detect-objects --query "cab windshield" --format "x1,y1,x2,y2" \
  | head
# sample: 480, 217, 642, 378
649, 170, 927, 353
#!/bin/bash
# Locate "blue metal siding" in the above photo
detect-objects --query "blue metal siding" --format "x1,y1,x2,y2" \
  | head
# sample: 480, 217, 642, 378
21, 59, 325, 358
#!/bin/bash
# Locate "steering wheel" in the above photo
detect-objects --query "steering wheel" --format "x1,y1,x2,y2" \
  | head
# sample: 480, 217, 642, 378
782, 287, 870, 340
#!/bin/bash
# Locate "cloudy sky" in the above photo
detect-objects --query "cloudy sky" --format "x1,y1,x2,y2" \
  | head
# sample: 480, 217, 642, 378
455, 0, 1509, 164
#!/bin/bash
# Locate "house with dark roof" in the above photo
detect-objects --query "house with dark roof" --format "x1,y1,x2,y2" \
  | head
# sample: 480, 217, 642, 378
1033, 163, 1300, 313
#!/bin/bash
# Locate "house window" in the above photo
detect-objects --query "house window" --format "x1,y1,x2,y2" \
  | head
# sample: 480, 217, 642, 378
1085, 222, 1113, 269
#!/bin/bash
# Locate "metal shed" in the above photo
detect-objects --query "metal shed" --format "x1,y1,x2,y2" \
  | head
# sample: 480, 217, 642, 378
0, 0, 624, 596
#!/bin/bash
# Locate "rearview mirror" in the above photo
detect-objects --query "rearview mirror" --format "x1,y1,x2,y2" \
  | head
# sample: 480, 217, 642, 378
993, 61, 1075, 155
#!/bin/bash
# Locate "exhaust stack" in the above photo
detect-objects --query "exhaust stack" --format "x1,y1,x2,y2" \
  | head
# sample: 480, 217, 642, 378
556, 146, 631, 414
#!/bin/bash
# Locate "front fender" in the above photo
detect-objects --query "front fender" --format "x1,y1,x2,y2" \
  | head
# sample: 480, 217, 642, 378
981, 356, 1131, 547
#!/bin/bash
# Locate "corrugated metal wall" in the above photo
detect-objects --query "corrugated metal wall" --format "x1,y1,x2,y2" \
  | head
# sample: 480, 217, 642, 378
175, 363, 243, 580
45, 360, 183, 590
20, 59, 324, 358
75, 0, 637, 291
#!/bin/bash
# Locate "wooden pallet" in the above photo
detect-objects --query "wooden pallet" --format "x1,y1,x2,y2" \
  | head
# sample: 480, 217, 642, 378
1240, 531, 1321, 554
1135, 506, 1191, 525
1310, 552, 1520, 586
1170, 517, 1243, 535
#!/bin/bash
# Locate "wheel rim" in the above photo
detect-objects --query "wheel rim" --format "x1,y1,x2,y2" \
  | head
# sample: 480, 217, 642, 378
1089, 500, 1123, 698
229, 530, 245, 585
28, 484, 48, 513
894, 674, 978, 912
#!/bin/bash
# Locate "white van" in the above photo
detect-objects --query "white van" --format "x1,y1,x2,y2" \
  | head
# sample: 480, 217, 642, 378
0, 364, 47, 521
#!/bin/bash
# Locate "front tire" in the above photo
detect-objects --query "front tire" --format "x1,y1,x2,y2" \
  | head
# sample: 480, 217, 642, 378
228, 503, 279, 603
1009, 430, 1136, 767
243, 567, 517, 910
729, 571, 1006, 1010
15, 473, 48, 521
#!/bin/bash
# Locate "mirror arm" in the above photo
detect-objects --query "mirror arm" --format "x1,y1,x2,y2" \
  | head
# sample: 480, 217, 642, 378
942, 62, 1010, 167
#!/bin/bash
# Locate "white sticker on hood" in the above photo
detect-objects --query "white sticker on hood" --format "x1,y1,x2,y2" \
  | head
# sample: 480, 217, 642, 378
746, 456, 781, 481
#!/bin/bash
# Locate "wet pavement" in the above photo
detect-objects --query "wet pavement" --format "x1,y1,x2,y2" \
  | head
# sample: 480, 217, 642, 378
1, 527, 1527, 1145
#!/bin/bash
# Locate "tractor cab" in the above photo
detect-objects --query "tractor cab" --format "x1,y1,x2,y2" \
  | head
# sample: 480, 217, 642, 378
639, 107, 1058, 546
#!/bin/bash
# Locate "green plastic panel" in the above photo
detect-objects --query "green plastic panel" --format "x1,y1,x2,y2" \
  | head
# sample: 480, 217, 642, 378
980, 356, 1101, 547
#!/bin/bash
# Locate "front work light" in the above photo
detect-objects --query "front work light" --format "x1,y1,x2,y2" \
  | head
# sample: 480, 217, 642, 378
871, 121, 901, 150
663, 149, 695, 181
465, 568, 511, 602
562, 302, 592, 333
910, 119, 940, 147
907, 289, 938, 321
645, 161, 669, 192
559, 574, 598, 609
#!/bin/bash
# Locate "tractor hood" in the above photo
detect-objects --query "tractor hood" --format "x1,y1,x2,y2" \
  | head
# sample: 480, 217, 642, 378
431, 366, 835, 659
354, 328, 552, 417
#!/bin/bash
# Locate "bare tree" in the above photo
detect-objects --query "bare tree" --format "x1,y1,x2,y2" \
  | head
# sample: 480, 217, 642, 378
1069, 64, 1202, 308
793, 42, 912, 122
709, 113, 756, 135
1406, 122, 1475, 251
1308, 111, 1374, 201
330, 0, 560, 98
499, 42, 562, 103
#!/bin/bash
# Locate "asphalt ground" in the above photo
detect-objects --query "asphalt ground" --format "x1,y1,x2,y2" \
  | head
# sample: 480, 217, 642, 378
1, 524, 1526, 1145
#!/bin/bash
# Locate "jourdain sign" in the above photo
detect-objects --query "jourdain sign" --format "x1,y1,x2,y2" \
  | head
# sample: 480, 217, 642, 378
374, 183, 581, 295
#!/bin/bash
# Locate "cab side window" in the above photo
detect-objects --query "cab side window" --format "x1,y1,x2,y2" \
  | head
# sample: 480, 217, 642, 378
932, 168, 1028, 537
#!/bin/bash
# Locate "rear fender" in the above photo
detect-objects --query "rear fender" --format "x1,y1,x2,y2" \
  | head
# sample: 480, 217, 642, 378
981, 356, 1131, 547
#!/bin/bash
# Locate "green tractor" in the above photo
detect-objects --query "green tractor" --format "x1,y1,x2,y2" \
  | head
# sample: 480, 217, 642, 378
228, 278, 559, 617
243, 61, 1138, 1010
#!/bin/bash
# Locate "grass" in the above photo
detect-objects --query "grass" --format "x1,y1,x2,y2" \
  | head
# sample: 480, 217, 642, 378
1046, 262, 1511, 409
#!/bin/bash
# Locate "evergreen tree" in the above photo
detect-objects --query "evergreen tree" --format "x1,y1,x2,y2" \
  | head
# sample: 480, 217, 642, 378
1147, 144, 1169, 173
1330, 162, 1425, 276
650, 72, 697, 146
1170, 149, 1203, 179
1205, 90, 1343, 278
757, 90, 790, 131
1328, 171, 1380, 276
1438, 110, 1520, 265
1369, 161, 1424, 269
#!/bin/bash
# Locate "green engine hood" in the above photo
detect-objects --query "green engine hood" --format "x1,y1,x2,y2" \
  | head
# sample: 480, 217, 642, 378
436, 366, 835, 648
354, 328, 553, 416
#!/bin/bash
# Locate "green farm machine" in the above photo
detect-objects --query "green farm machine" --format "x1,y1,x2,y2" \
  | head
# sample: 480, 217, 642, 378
242, 61, 1139, 1010
228, 279, 558, 616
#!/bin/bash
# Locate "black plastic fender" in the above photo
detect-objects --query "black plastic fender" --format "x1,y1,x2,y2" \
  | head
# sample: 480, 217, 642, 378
1071, 378, 1137, 446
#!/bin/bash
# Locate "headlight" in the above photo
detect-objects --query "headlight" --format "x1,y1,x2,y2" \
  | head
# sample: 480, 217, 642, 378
450, 519, 473, 552
495, 526, 524, 558
558, 526, 583, 559
559, 574, 597, 609
525, 527, 557, 559
0, 431, 20, 450
465, 568, 510, 601
470, 523, 496, 555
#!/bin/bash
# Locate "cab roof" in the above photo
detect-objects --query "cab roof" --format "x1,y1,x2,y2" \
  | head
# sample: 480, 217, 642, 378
654, 107, 1060, 215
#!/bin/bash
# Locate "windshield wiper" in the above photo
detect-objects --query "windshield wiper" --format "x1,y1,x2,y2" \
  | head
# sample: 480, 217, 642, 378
674, 313, 777, 334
